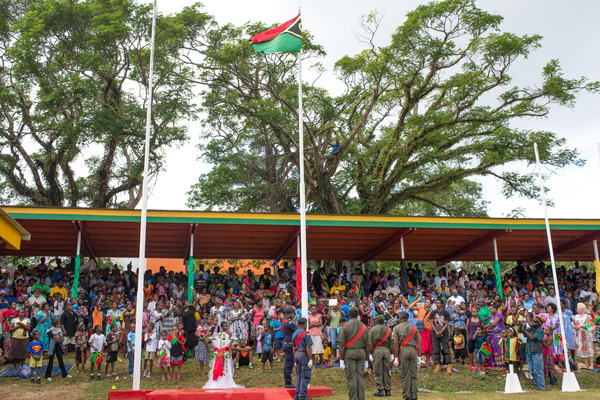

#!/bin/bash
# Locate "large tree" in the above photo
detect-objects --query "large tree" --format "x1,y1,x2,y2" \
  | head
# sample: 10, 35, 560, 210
0, 0, 211, 208
187, 0, 596, 216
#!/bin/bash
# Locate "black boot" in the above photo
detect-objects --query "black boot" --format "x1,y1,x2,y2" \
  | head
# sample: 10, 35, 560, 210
374, 390, 385, 397
385, 390, 391, 397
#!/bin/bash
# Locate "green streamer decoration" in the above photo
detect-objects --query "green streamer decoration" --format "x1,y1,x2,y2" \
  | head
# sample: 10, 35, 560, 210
494, 259, 503, 300
188, 256, 194, 303
71, 254, 81, 298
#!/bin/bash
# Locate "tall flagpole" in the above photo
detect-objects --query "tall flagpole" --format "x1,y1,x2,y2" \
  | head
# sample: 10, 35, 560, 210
297, 7, 308, 318
133, 0, 157, 390
533, 143, 579, 392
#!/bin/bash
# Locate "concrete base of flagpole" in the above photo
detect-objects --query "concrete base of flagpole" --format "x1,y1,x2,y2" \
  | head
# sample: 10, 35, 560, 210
561, 371, 581, 392
504, 364, 524, 393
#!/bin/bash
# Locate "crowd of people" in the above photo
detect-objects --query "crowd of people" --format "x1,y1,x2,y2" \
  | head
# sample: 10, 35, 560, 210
0, 256, 598, 393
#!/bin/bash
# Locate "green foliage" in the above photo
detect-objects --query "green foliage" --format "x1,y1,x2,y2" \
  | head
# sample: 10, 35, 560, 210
0, 0, 212, 208
187, 0, 597, 216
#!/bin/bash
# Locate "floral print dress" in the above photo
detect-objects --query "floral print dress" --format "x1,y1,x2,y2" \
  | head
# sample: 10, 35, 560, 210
574, 314, 594, 358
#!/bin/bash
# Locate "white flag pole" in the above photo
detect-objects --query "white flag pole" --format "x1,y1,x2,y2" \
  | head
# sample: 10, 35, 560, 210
133, 0, 157, 390
533, 143, 579, 392
297, 7, 308, 318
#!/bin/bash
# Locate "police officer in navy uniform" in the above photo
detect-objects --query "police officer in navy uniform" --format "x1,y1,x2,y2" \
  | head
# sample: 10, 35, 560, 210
292, 317, 314, 400
282, 307, 299, 388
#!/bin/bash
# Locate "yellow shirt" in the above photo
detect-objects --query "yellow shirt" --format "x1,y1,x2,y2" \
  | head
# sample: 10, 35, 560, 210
330, 285, 346, 294
50, 286, 68, 299
323, 346, 331, 360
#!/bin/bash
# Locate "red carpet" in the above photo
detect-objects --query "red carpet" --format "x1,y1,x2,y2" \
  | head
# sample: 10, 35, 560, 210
108, 386, 333, 400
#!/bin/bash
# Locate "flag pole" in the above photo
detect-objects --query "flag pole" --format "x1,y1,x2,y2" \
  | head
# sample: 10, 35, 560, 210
533, 143, 579, 392
133, 0, 157, 390
297, 7, 308, 318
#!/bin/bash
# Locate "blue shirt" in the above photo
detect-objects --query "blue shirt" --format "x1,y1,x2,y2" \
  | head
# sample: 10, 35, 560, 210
28, 340, 44, 356
331, 145, 340, 153
292, 328, 313, 352
271, 320, 283, 339
127, 331, 136, 352
262, 332, 274, 352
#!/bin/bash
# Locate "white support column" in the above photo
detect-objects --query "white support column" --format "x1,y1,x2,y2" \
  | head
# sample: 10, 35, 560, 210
76, 230, 82, 256
400, 237, 405, 260
593, 239, 599, 260
493, 238, 499, 261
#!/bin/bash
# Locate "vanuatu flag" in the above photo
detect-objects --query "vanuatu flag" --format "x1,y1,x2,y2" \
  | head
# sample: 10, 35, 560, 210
249, 14, 302, 54
502, 286, 511, 296
159, 349, 167, 362
554, 334, 563, 346
91, 352, 104, 365
351, 285, 360, 296
593, 314, 600, 325
480, 343, 492, 357
583, 320, 596, 332
167, 333, 178, 345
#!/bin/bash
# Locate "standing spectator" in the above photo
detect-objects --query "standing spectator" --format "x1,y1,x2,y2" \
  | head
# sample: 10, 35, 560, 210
573, 303, 594, 369
524, 315, 545, 391
308, 304, 325, 367
28, 330, 44, 384
485, 303, 505, 366
60, 302, 77, 356
430, 299, 451, 374
34, 303, 54, 352
45, 318, 72, 381
8, 308, 31, 370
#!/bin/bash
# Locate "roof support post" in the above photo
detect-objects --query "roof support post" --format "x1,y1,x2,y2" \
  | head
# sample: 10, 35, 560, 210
271, 226, 301, 266
72, 221, 97, 261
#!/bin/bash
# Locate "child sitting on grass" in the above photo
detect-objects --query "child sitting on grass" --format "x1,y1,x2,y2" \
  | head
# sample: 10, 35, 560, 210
28, 330, 44, 384
234, 339, 254, 370
322, 339, 331, 364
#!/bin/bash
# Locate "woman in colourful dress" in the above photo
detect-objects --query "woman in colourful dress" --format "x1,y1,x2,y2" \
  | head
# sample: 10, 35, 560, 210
34, 303, 53, 352
485, 303, 505, 366
543, 303, 562, 357
573, 303, 594, 369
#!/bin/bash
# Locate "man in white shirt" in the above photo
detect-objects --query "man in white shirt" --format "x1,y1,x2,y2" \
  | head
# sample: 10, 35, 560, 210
446, 289, 465, 307
433, 270, 448, 290
580, 285, 595, 303
28, 288, 47, 315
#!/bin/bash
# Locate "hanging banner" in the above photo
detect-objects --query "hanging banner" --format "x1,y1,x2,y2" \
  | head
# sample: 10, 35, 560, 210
399, 259, 409, 296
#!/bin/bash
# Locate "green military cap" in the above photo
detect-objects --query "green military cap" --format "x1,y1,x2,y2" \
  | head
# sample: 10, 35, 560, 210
349, 306, 359, 312
375, 315, 385, 321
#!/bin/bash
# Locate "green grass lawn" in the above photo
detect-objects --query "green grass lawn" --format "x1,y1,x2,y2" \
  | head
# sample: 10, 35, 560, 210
0, 354, 599, 400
